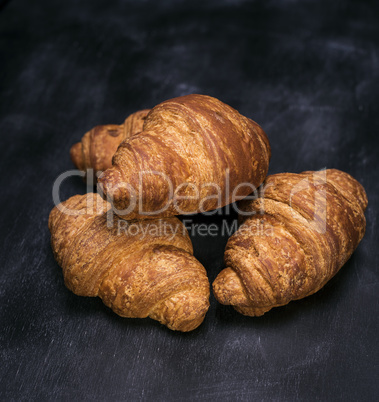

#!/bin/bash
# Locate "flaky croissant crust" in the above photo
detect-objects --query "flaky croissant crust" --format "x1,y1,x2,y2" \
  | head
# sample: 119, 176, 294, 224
98, 94, 271, 220
70, 109, 150, 174
49, 193, 210, 332
213, 169, 367, 316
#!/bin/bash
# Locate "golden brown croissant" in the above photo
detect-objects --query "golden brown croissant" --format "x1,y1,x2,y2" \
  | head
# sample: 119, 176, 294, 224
98, 94, 271, 220
48, 193, 210, 331
213, 169, 367, 316
70, 109, 150, 175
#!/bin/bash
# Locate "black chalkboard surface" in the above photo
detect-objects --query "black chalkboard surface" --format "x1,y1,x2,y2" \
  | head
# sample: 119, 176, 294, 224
1, 0, 378, 400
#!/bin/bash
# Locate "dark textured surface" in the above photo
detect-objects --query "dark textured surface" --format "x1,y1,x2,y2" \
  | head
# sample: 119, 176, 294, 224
1, 0, 378, 400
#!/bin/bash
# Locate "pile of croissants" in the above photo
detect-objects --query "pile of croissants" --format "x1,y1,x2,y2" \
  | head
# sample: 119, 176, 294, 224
49, 94, 367, 332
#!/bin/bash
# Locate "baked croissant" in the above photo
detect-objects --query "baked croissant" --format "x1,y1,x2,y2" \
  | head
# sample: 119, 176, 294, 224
213, 169, 367, 316
98, 94, 271, 220
70, 109, 150, 175
48, 193, 210, 331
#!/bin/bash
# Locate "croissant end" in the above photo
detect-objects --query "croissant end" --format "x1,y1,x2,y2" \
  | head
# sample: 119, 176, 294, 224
70, 142, 84, 171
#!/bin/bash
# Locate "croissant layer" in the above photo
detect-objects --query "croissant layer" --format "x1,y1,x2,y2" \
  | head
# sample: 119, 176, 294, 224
213, 169, 367, 316
49, 193, 210, 331
98, 94, 271, 220
70, 109, 150, 175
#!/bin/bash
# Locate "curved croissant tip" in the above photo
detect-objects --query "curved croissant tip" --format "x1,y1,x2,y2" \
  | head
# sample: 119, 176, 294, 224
159, 294, 210, 332
70, 142, 83, 170
258, 126, 271, 161
148, 287, 210, 332
97, 168, 119, 193
325, 169, 368, 212
247, 118, 271, 161
213, 268, 272, 317
213, 267, 251, 307
97, 168, 126, 208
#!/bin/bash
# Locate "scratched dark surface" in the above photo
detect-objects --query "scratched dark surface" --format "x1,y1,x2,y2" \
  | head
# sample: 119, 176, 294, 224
1, 0, 378, 400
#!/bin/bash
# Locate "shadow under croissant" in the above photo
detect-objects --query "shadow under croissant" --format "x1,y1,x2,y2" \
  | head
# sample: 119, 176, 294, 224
178, 204, 240, 282
57, 252, 357, 334
48, 217, 362, 333
61, 288, 209, 337
214, 252, 360, 328
53, 245, 361, 333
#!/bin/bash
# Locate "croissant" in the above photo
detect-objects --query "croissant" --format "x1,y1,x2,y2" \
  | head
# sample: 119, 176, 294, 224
70, 109, 150, 175
213, 169, 367, 316
98, 94, 271, 220
48, 193, 210, 331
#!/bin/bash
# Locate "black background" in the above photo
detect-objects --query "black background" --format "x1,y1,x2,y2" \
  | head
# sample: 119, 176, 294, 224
1, 0, 378, 400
